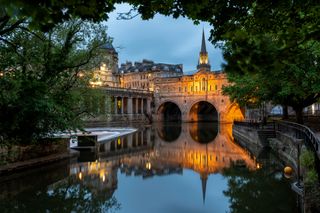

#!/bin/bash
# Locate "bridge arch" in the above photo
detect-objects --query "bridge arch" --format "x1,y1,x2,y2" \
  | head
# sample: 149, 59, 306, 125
157, 101, 182, 122
189, 101, 219, 122
221, 102, 244, 122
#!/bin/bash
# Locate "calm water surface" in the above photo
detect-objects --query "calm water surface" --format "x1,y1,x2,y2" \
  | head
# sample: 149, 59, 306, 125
0, 123, 299, 213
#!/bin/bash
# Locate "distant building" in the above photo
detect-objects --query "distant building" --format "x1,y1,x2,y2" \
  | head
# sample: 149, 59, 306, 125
88, 30, 244, 123
119, 59, 183, 91
90, 42, 120, 87
154, 29, 226, 96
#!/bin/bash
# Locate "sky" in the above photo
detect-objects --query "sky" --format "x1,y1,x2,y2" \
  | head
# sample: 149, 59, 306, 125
105, 4, 224, 73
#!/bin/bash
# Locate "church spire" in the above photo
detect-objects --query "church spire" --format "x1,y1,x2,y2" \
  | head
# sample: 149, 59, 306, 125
201, 173, 208, 204
201, 29, 207, 53
197, 29, 211, 71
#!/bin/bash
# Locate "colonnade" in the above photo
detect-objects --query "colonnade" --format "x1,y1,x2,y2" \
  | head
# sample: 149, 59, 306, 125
111, 96, 151, 115
100, 127, 152, 154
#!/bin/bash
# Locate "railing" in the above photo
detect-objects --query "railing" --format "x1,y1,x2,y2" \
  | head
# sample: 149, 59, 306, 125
101, 86, 154, 95
233, 120, 320, 159
233, 120, 274, 130
274, 120, 320, 158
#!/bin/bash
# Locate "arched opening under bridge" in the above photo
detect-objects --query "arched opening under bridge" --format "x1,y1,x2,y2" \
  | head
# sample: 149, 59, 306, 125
189, 101, 218, 122
157, 102, 182, 122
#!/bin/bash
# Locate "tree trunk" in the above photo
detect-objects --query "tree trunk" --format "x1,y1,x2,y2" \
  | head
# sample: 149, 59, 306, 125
294, 107, 304, 124
282, 105, 288, 119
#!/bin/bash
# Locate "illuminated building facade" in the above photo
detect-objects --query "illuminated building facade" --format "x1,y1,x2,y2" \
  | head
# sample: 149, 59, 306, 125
153, 30, 244, 122
88, 30, 244, 123
90, 43, 121, 87
119, 59, 183, 91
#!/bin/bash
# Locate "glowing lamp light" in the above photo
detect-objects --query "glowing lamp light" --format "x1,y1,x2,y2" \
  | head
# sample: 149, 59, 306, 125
117, 138, 121, 145
256, 163, 262, 169
284, 166, 293, 178
117, 100, 122, 109
78, 172, 83, 180
312, 104, 315, 115
146, 162, 152, 170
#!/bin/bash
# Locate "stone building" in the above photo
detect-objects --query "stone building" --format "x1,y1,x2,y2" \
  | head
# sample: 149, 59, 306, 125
87, 30, 244, 123
90, 42, 121, 87
119, 59, 183, 91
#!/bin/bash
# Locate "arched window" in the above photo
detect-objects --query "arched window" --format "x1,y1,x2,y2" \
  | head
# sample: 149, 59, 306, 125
201, 78, 206, 91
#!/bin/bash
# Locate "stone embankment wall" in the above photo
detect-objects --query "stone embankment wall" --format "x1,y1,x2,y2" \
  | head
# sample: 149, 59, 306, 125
0, 139, 69, 166
232, 125, 264, 158
85, 114, 150, 127
233, 125, 300, 170
269, 132, 301, 170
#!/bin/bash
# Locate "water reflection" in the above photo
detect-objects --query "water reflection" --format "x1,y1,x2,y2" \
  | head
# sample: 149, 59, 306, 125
156, 122, 182, 142
0, 122, 298, 213
188, 122, 218, 143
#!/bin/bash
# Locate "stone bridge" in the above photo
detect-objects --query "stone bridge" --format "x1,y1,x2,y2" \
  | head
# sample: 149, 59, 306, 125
152, 71, 244, 123
88, 70, 244, 124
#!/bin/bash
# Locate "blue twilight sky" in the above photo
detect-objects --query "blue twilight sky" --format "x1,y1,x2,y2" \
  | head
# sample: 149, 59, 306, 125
106, 4, 224, 73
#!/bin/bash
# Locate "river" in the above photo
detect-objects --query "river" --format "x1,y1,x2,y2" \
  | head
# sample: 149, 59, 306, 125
0, 122, 299, 213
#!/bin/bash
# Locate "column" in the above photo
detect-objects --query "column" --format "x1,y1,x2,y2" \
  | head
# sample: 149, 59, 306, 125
127, 97, 132, 115
114, 97, 118, 114
136, 98, 139, 114
141, 98, 144, 114
147, 98, 151, 114
121, 97, 124, 114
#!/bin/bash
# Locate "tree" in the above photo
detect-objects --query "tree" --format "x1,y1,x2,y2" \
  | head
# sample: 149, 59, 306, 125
222, 37, 320, 123
0, 20, 109, 144
222, 165, 298, 213
1, 1, 319, 125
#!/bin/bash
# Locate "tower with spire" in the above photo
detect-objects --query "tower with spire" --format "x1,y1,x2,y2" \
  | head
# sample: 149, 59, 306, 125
197, 29, 211, 72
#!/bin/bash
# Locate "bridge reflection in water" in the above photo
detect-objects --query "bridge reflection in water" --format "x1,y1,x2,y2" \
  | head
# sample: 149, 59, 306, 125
68, 122, 258, 204
0, 122, 299, 213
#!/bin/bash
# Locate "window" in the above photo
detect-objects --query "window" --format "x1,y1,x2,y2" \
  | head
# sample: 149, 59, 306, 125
201, 78, 206, 91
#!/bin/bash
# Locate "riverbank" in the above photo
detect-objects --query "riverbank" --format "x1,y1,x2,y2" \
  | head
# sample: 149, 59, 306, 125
0, 127, 138, 176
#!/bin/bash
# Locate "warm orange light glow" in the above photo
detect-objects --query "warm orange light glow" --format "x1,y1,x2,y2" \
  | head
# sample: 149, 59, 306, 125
78, 172, 83, 180
146, 162, 152, 170
284, 166, 293, 178
256, 163, 262, 169
199, 53, 208, 64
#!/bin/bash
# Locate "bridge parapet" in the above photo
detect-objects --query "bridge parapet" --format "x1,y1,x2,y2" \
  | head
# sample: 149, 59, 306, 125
101, 86, 153, 98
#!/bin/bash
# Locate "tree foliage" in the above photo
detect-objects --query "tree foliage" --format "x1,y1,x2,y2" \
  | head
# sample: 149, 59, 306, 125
0, 20, 109, 144
0, 1, 319, 138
